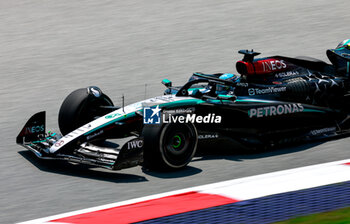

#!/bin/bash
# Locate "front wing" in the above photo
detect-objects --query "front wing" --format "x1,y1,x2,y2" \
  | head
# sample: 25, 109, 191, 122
16, 111, 143, 170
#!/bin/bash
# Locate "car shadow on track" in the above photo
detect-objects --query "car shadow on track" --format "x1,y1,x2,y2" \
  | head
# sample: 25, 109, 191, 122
142, 166, 202, 178
18, 150, 147, 183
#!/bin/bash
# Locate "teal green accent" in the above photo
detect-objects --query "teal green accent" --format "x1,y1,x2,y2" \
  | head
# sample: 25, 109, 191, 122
188, 88, 204, 92
162, 79, 172, 87
347, 61, 349, 74
172, 135, 181, 149
343, 39, 350, 46
105, 114, 119, 119
235, 98, 274, 103
205, 99, 233, 104
162, 79, 171, 84
303, 108, 326, 113
217, 94, 237, 100
160, 99, 205, 108
84, 112, 136, 135
218, 94, 230, 97
31, 133, 57, 144
32, 140, 46, 144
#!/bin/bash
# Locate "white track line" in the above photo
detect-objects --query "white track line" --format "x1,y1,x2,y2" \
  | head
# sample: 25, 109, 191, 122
18, 158, 350, 224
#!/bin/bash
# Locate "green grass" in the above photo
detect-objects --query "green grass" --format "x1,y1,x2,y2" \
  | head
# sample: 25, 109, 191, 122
273, 207, 350, 224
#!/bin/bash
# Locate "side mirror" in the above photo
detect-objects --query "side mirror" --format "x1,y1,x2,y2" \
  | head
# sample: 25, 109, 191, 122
161, 79, 172, 87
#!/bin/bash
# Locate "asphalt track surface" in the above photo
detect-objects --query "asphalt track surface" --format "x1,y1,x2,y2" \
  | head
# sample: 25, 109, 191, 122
1, 1, 350, 223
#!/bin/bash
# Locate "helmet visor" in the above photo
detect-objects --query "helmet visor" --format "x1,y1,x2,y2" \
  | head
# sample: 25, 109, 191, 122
336, 39, 350, 49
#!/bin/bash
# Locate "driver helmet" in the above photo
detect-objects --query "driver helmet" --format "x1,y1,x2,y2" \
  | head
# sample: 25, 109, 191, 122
336, 39, 350, 50
216, 73, 240, 93
326, 39, 350, 74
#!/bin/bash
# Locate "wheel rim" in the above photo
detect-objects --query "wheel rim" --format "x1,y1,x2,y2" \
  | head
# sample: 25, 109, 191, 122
160, 123, 197, 168
171, 134, 183, 149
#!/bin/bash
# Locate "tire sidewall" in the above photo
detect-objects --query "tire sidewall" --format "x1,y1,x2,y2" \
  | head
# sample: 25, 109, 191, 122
58, 87, 113, 135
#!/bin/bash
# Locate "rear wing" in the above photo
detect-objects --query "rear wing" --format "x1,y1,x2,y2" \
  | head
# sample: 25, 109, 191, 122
16, 111, 46, 144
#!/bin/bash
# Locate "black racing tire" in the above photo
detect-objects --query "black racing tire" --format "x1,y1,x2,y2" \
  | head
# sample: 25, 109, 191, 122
142, 122, 198, 171
58, 86, 114, 135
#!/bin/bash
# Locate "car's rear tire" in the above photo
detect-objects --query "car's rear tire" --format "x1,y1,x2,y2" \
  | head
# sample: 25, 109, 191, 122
58, 86, 114, 135
142, 122, 198, 171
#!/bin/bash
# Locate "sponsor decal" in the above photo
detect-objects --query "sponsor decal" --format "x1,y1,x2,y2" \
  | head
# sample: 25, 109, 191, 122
309, 127, 337, 136
236, 83, 248, 87
143, 105, 161, 124
262, 60, 287, 72
198, 134, 219, 139
149, 96, 175, 103
86, 130, 104, 140
275, 71, 299, 78
163, 113, 221, 124
127, 139, 143, 150
248, 87, 287, 96
83, 124, 92, 129
129, 102, 143, 110
105, 113, 120, 119
248, 88, 255, 96
25, 125, 44, 134
248, 103, 304, 118
54, 140, 64, 147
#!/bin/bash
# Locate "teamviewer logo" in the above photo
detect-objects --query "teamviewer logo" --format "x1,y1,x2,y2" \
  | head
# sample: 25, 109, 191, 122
143, 105, 161, 124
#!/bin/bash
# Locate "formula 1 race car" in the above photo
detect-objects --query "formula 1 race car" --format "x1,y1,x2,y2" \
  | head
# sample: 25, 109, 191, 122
17, 40, 350, 171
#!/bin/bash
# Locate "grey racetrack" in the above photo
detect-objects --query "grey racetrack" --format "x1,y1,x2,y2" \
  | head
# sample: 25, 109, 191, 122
1, 1, 350, 223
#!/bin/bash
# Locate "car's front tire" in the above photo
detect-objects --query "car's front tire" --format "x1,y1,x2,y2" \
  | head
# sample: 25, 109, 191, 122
58, 86, 114, 135
142, 122, 198, 171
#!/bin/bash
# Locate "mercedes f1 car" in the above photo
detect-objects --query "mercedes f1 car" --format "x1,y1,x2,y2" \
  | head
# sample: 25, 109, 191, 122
17, 40, 350, 171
